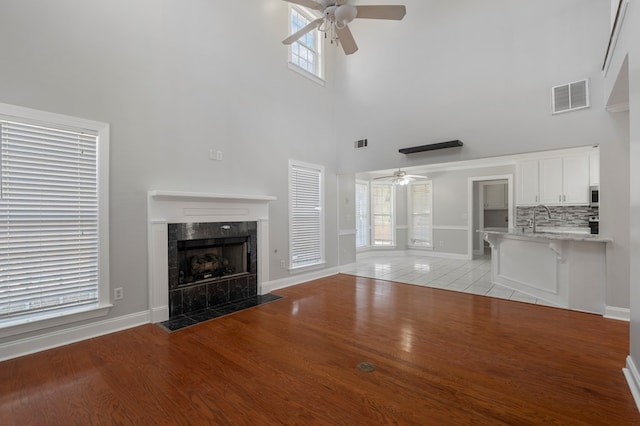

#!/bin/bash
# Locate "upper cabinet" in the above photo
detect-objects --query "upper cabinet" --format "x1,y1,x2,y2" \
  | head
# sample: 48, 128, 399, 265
539, 155, 590, 205
516, 160, 540, 205
589, 149, 600, 186
516, 149, 594, 206
484, 183, 508, 210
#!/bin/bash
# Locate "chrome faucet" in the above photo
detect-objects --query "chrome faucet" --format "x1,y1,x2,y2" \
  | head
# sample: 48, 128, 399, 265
531, 204, 551, 233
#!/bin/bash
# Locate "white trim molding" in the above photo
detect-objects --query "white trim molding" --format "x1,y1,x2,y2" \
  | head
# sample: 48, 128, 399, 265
433, 225, 469, 231
0, 311, 149, 362
623, 356, 640, 411
357, 249, 469, 261
263, 266, 345, 294
604, 306, 631, 321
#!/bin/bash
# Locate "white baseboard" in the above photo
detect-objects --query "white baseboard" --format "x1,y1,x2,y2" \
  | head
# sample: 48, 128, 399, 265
406, 249, 469, 260
623, 356, 640, 412
358, 249, 469, 261
0, 311, 150, 362
356, 249, 403, 258
339, 262, 357, 272
150, 306, 169, 324
604, 306, 631, 321
262, 265, 345, 293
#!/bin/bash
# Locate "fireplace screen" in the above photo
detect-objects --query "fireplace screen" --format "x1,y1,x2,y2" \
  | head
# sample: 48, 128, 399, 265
177, 236, 249, 285
167, 221, 258, 317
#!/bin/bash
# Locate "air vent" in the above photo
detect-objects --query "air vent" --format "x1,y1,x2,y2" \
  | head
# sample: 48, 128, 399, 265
552, 79, 589, 114
354, 139, 368, 149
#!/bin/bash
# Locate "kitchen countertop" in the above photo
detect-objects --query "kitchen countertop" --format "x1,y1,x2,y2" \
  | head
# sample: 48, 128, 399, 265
482, 227, 612, 243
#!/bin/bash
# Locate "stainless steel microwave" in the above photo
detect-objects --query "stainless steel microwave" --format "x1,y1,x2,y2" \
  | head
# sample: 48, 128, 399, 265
590, 186, 599, 207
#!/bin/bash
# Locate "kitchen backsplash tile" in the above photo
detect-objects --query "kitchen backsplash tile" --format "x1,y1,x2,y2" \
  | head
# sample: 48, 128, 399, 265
516, 206, 598, 228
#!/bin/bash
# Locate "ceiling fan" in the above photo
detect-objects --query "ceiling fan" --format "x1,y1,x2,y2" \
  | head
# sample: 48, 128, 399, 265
374, 169, 427, 186
281, 0, 407, 55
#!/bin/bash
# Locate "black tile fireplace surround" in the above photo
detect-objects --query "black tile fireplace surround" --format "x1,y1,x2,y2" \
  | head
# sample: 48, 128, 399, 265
167, 221, 258, 319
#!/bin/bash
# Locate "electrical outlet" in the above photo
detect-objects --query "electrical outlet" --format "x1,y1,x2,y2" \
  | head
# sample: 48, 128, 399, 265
209, 149, 223, 161
114, 287, 124, 300
280, 260, 286, 269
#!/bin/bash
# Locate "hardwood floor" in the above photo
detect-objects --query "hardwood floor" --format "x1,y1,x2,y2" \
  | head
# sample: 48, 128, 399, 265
1, 274, 638, 424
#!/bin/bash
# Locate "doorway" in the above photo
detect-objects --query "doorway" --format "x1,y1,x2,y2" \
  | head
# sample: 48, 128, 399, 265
467, 175, 514, 259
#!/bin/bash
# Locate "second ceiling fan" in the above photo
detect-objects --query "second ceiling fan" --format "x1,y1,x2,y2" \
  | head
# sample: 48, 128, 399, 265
282, 0, 407, 55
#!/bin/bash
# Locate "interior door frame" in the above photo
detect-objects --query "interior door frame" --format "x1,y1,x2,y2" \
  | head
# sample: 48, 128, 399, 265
467, 174, 514, 259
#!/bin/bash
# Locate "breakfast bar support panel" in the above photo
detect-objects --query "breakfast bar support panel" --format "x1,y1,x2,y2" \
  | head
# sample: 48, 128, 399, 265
485, 232, 605, 314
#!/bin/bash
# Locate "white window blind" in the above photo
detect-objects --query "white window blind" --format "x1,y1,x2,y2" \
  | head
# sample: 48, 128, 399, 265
371, 183, 394, 246
289, 161, 323, 269
0, 119, 99, 320
409, 182, 433, 248
355, 181, 369, 248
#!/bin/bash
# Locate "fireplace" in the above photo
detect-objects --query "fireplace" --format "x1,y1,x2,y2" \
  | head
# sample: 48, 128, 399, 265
147, 191, 274, 324
168, 221, 257, 318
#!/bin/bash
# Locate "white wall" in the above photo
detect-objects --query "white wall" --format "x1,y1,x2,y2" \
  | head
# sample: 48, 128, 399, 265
0, 0, 338, 345
603, 0, 640, 407
334, 0, 615, 173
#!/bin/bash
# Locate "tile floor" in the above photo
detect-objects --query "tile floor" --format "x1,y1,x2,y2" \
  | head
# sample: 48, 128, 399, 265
342, 252, 561, 308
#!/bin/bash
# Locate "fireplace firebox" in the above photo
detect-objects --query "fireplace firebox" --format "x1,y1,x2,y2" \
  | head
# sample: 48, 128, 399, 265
168, 221, 257, 318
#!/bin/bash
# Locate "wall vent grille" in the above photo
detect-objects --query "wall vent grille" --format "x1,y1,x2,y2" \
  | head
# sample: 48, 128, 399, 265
552, 79, 589, 114
354, 139, 368, 149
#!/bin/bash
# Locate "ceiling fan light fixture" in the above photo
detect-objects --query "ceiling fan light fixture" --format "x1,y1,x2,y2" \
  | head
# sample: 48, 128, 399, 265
392, 176, 411, 186
335, 5, 358, 27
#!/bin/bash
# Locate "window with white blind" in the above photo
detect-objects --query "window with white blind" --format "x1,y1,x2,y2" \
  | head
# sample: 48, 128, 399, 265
355, 181, 369, 248
0, 103, 109, 334
289, 160, 324, 269
371, 182, 394, 246
408, 181, 433, 248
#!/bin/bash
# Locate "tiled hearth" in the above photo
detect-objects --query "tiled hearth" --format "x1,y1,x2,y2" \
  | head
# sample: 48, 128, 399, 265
160, 293, 283, 331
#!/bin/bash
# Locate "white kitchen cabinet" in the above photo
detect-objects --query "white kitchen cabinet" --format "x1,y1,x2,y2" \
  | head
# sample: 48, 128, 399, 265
539, 158, 563, 204
589, 149, 600, 186
517, 154, 590, 206
562, 155, 590, 204
516, 160, 539, 206
484, 183, 507, 209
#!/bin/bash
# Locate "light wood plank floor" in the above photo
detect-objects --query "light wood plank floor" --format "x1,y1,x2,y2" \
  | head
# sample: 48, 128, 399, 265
1, 274, 638, 424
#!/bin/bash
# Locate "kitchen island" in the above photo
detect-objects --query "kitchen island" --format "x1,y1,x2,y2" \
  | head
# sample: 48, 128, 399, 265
483, 227, 611, 314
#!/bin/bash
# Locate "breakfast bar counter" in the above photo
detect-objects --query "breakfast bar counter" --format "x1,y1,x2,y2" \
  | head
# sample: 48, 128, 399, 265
482, 227, 611, 314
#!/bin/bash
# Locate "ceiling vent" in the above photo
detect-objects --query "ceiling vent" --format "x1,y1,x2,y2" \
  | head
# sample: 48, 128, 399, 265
552, 79, 589, 114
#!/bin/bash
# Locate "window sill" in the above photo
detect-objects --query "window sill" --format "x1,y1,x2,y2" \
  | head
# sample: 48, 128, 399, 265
287, 62, 325, 87
0, 304, 113, 339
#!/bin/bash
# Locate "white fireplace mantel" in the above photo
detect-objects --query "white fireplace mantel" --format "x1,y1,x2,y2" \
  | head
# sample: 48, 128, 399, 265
147, 190, 276, 323
149, 190, 277, 203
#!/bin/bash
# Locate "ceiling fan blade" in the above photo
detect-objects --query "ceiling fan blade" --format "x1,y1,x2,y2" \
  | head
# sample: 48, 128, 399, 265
282, 0, 324, 11
282, 17, 324, 45
336, 25, 359, 55
373, 176, 393, 180
355, 5, 407, 20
